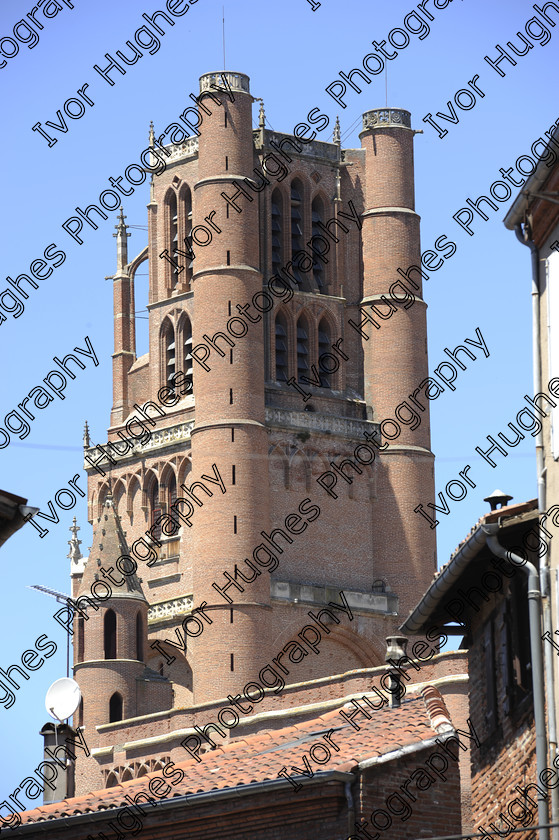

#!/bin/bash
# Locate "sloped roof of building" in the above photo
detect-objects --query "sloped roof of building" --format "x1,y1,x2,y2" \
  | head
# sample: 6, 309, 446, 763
0, 489, 35, 548
400, 497, 539, 635
17, 685, 453, 830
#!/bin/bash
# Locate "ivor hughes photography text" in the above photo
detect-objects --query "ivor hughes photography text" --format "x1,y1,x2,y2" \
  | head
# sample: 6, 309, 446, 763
1, 2, 559, 840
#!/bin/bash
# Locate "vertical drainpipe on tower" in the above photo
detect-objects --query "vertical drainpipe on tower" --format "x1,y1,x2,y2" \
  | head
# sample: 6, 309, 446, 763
514, 221, 559, 840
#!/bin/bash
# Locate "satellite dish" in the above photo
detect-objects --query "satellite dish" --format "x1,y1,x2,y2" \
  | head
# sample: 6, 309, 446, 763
45, 678, 81, 722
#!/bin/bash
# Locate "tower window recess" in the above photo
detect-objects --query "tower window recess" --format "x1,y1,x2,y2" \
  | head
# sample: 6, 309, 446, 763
275, 316, 288, 382
296, 319, 309, 383
230, 653, 234, 672
169, 191, 178, 277
290, 182, 304, 289
184, 189, 193, 282
109, 692, 123, 723
233, 515, 237, 534
168, 473, 177, 509
151, 481, 161, 541
271, 191, 283, 276
312, 200, 325, 292
164, 324, 176, 390
232, 465, 236, 485
104, 609, 117, 660
77, 616, 85, 662
318, 320, 331, 388
136, 612, 144, 662
183, 318, 193, 393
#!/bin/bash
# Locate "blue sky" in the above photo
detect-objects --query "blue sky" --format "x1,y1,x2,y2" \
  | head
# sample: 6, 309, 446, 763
0, 0, 557, 805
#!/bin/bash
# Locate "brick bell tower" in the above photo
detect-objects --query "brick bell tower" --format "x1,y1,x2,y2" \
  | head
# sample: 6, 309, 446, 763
359, 108, 436, 608
75, 72, 439, 793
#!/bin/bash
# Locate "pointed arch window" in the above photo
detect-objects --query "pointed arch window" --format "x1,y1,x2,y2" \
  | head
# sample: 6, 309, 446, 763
271, 190, 283, 276
136, 612, 144, 662
318, 319, 331, 388
104, 610, 117, 660
109, 692, 123, 723
275, 314, 288, 383
296, 317, 309, 383
312, 199, 325, 292
291, 181, 304, 289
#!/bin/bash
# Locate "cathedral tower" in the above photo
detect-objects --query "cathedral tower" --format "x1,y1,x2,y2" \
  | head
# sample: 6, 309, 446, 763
76, 74, 438, 793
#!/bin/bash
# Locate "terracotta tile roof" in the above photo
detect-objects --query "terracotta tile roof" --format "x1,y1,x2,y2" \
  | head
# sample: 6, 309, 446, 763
19, 686, 451, 826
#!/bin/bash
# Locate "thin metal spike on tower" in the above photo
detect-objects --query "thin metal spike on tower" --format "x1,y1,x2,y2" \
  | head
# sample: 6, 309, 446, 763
149, 122, 156, 201
222, 6, 226, 70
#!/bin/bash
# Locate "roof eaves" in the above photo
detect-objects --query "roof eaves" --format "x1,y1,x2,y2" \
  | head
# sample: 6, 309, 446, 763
504, 122, 559, 229
15, 772, 356, 835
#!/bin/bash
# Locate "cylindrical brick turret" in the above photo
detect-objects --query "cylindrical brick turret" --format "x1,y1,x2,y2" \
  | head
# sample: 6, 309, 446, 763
73, 498, 148, 736
360, 108, 436, 613
189, 72, 273, 703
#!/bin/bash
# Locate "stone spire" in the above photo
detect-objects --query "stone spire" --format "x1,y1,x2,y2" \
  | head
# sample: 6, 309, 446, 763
68, 516, 86, 576
258, 100, 265, 130
77, 496, 146, 602
113, 207, 130, 271
333, 116, 341, 145
83, 420, 90, 448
